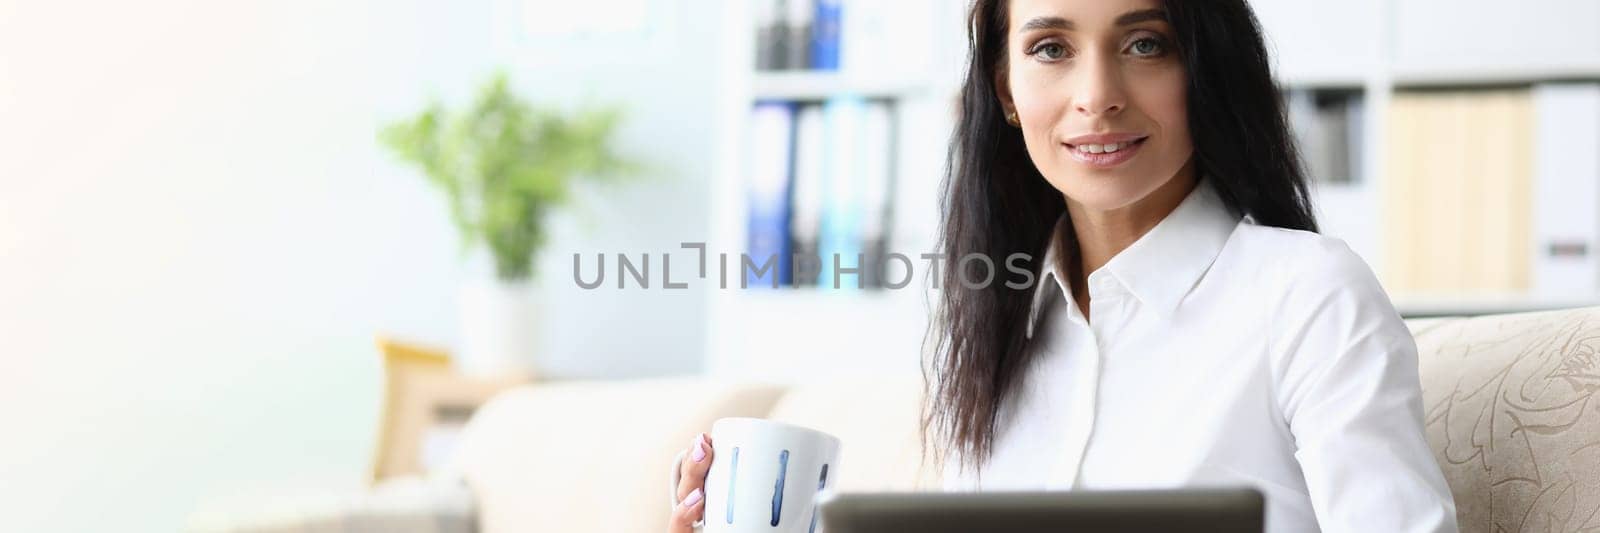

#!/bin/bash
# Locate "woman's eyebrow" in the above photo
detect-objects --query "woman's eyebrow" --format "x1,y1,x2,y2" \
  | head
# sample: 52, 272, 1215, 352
1019, 16, 1070, 32
1018, 9, 1167, 32
1115, 8, 1168, 26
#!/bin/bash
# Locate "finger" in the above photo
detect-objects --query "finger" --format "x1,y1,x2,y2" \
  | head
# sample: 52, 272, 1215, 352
676, 433, 715, 501
667, 487, 706, 533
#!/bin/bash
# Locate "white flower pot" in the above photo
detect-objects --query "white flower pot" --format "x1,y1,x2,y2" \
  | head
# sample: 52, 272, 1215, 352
457, 279, 538, 377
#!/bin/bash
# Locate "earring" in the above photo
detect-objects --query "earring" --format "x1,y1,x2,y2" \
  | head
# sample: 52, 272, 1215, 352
1005, 110, 1020, 127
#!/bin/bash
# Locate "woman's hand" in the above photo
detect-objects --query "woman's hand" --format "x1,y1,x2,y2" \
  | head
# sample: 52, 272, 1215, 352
667, 432, 714, 533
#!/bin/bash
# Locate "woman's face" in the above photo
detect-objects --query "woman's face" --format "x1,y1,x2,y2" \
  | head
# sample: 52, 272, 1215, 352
1000, 0, 1193, 214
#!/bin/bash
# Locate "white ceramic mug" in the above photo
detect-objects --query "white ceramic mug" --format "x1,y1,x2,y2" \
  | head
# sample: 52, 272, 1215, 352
670, 417, 842, 532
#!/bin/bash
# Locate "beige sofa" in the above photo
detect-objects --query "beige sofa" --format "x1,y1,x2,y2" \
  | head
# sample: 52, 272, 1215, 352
451, 307, 1600, 533
197, 307, 1600, 532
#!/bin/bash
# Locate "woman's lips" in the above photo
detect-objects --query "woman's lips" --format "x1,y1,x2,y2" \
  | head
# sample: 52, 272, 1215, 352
1064, 136, 1148, 168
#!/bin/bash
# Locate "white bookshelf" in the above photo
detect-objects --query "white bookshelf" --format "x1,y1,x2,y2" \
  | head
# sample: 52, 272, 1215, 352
1393, 294, 1600, 319
703, 0, 966, 380
1390, 63, 1600, 88
751, 72, 934, 101
703, 0, 1600, 377
1264, 0, 1600, 314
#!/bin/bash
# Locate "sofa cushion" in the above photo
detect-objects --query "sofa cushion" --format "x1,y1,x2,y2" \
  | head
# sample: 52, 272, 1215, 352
1414, 306, 1600, 532
765, 371, 940, 492
449, 377, 785, 533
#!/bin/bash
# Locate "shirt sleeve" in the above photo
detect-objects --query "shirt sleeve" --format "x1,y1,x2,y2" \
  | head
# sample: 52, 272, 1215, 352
1271, 239, 1458, 533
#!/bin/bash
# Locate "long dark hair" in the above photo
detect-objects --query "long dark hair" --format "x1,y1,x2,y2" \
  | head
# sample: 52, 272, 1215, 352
921, 0, 1319, 481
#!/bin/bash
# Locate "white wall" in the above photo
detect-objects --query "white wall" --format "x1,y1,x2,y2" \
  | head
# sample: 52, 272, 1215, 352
0, 0, 718, 530
504, 0, 719, 380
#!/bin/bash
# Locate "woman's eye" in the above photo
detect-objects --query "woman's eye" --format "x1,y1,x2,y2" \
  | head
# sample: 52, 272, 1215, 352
1029, 42, 1067, 60
1129, 37, 1165, 56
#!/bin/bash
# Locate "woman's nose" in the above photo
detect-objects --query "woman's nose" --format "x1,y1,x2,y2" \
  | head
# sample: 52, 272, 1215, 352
1071, 54, 1128, 117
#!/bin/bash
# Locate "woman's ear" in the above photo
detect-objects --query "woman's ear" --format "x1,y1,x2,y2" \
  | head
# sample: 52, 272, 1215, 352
993, 65, 1020, 127
993, 65, 1014, 117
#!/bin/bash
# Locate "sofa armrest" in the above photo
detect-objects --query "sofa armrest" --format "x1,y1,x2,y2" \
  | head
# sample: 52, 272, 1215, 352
1414, 306, 1600, 532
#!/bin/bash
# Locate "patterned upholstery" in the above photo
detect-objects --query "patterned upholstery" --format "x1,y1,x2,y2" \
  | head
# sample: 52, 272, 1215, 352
1414, 307, 1600, 532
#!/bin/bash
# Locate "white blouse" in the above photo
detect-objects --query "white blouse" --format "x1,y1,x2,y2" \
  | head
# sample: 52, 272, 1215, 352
941, 181, 1458, 533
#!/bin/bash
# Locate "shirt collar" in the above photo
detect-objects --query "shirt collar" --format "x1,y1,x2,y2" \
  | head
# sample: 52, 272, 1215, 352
1025, 180, 1242, 338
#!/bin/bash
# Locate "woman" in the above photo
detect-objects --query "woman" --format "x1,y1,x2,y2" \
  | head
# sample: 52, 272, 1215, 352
670, 0, 1458, 531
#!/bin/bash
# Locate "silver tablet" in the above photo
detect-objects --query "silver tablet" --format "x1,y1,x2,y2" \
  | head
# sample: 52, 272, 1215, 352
816, 488, 1264, 533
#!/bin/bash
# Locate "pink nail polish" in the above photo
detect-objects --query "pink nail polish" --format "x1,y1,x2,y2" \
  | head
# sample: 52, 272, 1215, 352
682, 487, 703, 507
691, 436, 707, 462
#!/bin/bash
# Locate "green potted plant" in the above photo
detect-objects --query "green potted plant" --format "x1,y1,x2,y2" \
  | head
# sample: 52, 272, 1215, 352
380, 71, 636, 376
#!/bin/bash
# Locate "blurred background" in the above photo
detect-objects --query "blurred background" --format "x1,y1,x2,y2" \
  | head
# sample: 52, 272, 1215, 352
1, 0, 1597, 531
